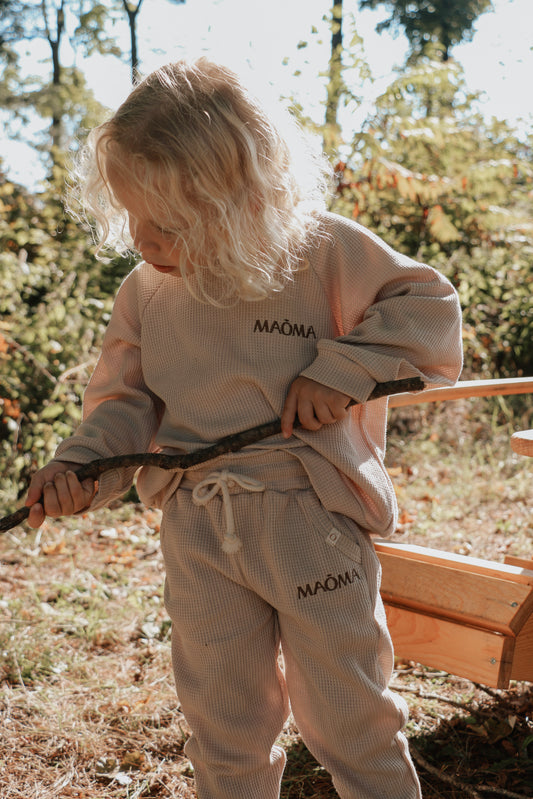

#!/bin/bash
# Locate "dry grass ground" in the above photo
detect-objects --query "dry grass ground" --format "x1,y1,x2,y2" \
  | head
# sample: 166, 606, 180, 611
0, 397, 531, 798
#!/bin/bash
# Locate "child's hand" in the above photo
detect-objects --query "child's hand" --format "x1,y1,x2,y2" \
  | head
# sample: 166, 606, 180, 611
24, 461, 96, 529
281, 376, 351, 438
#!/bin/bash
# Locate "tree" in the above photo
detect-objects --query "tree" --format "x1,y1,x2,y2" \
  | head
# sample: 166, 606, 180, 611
358, 0, 494, 61
0, 1, 122, 71
0, 0, 69, 152
41, 0, 66, 153
0, 168, 134, 505
333, 58, 530, 252
329, 57, 533, 376
0, 0, 119, 171
121, 0, 144, 83
326, 1, 343, 129
0, 0, 30, 62
120, 0, 186, 84
319, 4, 371, 155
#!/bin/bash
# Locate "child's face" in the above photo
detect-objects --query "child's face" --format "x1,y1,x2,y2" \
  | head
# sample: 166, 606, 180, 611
108, 167, 187, 276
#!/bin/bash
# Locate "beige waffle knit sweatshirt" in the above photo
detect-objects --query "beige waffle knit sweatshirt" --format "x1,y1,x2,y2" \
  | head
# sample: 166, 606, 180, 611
56, 212, 463, 536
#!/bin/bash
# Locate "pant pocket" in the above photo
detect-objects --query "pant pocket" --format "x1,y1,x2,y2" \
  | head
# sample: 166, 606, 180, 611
323, 526, 362, 564
297, 490, 365, 573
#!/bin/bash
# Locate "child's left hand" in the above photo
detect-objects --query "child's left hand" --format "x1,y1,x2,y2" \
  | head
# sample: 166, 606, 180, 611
281, 376, 351, 438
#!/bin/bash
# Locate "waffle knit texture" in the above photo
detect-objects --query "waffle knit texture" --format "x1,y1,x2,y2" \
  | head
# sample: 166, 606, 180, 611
160, 451, 422, 798
56, 211, 463, 534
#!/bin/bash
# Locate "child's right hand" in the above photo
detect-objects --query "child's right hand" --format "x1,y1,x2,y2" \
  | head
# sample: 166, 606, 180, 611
24, 461, 96, 529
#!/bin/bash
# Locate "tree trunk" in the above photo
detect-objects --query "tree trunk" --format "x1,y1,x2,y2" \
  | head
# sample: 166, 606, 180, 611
122, 0, 145, 83
325, 0, 343, 129
42, 0, 65, 158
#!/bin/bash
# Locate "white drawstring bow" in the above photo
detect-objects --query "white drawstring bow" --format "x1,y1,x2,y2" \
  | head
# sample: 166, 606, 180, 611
191, 470, 265, 553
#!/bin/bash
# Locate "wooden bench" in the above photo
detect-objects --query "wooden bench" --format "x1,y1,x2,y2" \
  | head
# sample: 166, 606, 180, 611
377, 377, 533, 688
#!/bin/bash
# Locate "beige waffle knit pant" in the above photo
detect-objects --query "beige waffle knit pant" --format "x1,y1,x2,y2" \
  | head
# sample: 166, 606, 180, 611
159, 452, 421, 799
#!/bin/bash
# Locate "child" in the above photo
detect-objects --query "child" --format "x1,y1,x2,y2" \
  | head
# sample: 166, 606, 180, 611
26, 58, 462, 798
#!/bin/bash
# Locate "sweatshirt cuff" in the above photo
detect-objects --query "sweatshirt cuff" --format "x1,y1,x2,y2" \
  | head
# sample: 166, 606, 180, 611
299, 341, 378, 403
52, 447, 133, 510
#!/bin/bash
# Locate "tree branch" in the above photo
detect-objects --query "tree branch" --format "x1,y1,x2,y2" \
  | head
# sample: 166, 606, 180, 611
0, 377, 424, 533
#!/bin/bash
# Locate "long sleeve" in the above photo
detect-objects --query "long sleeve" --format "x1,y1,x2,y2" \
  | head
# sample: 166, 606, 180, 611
280, 213, 464, 536
55, 268, 164, 507
53, 213, 463, 532
300, 214, 463, 402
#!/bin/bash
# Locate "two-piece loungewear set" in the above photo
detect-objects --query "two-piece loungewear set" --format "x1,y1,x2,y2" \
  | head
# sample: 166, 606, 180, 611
55, 212, 463, 798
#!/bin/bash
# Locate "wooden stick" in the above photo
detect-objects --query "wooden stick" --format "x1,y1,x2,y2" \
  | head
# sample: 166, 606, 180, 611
0, 376, 424, 533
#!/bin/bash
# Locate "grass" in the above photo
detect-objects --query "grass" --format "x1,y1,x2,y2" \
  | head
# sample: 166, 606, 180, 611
0, 398, 531, 797
385, 396, 532, 561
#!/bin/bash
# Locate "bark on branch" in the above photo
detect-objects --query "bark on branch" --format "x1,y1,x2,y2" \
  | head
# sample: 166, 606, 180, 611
0, 377, 424, 533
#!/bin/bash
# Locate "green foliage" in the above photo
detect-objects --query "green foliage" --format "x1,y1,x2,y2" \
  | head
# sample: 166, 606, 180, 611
21, 67, 109, 156
329, 59, 533, 378
74, 3, 123, 58
0, 619, 57, 685
450, 246, 533, 378
332, 61, 532, 251
0, 170, 132, 509
358, 0, 494, 61
0, 0, 115, 173
0, 54, 532, 511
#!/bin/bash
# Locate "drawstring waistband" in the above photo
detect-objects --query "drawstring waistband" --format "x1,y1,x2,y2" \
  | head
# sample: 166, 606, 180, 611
191, 470, 266, 553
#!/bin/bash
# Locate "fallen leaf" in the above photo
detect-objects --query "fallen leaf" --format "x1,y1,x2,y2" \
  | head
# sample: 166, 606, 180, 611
398, 510, 416, 525
484, 717, 516, 743
120, 750, 145, 771
42, 539, 66, 555
387, 466, 403, 477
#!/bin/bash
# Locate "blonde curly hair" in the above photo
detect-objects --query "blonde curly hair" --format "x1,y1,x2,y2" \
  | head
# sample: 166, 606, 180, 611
71, 58, 332, 305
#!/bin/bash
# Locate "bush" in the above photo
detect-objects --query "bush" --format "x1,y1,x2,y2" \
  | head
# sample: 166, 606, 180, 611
328, 60, 532, 383
0, 175, 132, 509
435, 245, 533, 378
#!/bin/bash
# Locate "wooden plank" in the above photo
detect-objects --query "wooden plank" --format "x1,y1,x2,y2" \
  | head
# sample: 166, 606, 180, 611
510, 614, 533, 682
388, 377, 533, 408
384, 603, 514, 688
375, 541, 533, 587
378, 550, 532, 635
511, 429, 533, 457
504, 555, 533, 570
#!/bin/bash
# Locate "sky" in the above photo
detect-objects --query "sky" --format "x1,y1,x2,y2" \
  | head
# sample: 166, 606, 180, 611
2, 0, 532, 188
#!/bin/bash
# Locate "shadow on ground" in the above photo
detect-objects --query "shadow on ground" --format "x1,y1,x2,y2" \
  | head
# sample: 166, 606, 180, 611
281, 739, 335, 798
280, 684, 533, 799
410, 685, 533, 799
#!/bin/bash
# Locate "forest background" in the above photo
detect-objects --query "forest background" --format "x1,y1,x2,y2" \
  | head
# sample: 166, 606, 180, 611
0, 3, 532, 797
0, 0, 532, 508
